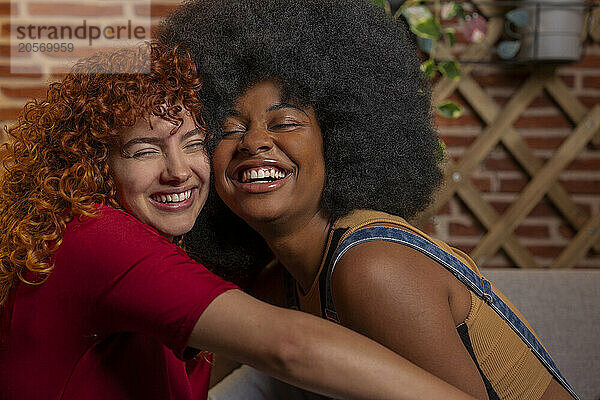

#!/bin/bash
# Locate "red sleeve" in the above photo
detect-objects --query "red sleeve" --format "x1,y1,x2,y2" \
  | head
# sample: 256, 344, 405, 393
54, 206, 238, 359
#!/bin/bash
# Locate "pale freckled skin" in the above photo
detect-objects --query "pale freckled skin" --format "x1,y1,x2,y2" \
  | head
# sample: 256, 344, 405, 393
108, 112, 210, 240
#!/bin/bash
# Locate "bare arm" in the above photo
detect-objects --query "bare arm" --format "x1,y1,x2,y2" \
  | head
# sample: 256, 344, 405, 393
331, 241, 489, 399
190, 289, 477, 400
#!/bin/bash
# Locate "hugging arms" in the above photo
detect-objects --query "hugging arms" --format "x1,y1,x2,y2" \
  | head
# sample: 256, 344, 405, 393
0, 41, 475, 399
161, 1, 578, 399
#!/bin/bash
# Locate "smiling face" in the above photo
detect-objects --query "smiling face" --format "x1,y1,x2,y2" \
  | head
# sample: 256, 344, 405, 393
108, 112, 210, 239
213, 80, 326, 228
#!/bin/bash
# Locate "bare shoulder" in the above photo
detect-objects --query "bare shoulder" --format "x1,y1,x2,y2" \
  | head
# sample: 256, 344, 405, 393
332, 237, 450, 297
329, 229, 486, 398
331, 233, 471, 328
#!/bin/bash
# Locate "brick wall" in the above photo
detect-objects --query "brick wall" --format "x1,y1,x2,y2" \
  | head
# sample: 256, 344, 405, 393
433, 43, 600, 268
1, 0, 598, 268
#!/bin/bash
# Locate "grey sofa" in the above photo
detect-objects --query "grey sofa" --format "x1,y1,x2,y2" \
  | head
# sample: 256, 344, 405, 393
481, 269, 600, 400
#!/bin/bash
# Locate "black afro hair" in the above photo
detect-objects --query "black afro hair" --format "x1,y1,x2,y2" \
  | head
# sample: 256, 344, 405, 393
160, 0, 443, 282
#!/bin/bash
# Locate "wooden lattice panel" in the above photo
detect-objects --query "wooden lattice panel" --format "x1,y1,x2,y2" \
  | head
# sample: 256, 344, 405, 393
421, 3, 600, 268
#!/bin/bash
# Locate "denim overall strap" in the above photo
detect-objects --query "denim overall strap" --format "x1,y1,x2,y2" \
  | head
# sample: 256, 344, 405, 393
284, 228, 347, 323
324, 226, 579, 400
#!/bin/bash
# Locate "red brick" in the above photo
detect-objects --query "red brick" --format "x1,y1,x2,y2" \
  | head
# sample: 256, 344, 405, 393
573, 202, 592, 216
28, 3, 123, 16
449, 222, 484, 236
523, 137, 566, 150
566, 158, 600, 170
471, 72, 528, 88
444, 93, 464, 104
41, 45, 112, 60
438, 134, 477, 148
1, 87, 47, 99
526, 245, 564, 258
0, 108, 22, 121
489, 200, 558, 217
583, 75, 600, 89
513, 115, 573, 129
556, 74, 575, 88
514, 224, 550, 238
148, 4, 179, 18
438, 202, 451, 215
499, 178, 528, 192
0, 2, 16, 16
485, 156, 521, 171
558, 179, 600, 194
448, 243, 475, 254
558, 223, 575, 239
135, 4, 150, 17
492, 92, 563, 108
420, 222, 436, 235
470, 177, 491, 191
49, 66, 69, 79
578, 96, 600, 109
436, 113, 482, 127
489, 201, 510, 214
4, 45, 33, 59
571, 54, 600, 68
0, 64, 42, 78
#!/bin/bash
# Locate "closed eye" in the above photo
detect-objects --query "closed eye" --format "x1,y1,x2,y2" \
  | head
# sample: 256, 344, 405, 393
131, 149, 161, 159
271, 123, 301, 129
183, 140, 206, 152
221, 127, 246, 138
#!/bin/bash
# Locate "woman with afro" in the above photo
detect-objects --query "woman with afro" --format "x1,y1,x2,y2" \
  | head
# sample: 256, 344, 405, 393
161, 1, 578, 399
0, 41, 478, 400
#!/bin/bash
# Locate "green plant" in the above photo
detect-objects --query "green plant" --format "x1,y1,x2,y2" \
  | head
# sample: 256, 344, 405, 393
373, 0, 479, 118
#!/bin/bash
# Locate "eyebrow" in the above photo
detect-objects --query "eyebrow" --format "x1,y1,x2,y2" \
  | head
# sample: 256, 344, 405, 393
267, 103, 309, 116
226, 103, 309, 118
123, 128, 204, 148
181, 128, 205, 141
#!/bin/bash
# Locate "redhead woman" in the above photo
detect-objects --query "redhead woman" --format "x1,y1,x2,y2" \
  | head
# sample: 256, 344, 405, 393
161, 1, 579, 399
0, 42, 475, 400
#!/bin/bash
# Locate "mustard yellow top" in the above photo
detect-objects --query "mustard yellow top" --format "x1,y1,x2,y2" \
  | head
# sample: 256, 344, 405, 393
295, 209, 552, 400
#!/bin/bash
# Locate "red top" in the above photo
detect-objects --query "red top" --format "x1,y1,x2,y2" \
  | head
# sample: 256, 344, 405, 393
0, 206, 238, 400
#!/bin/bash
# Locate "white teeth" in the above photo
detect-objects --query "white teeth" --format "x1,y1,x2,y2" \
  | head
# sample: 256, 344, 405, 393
152, 190, 192, 204
241, 167, 286, 183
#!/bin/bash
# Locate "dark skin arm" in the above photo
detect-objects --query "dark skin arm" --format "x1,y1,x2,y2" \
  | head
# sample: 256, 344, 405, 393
331, 240, 490, 400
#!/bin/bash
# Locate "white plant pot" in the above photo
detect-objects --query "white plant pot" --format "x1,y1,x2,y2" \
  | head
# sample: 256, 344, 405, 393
520, 0, 586, 62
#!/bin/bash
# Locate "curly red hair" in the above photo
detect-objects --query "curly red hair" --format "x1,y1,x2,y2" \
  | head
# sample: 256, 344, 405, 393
0, 42, 205, 306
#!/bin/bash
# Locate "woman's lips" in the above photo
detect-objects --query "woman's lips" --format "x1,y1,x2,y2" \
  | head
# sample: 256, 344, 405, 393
149, 188, 196, 211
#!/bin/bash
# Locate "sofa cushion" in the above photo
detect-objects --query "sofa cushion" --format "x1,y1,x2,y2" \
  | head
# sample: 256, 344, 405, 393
481, 269, 600, 400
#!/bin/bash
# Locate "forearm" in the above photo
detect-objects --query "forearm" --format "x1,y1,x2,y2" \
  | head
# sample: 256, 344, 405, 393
191, 290, 477, 400
264, 309, 476, 400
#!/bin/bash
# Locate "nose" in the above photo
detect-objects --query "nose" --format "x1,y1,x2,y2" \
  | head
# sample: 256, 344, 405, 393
237, 126, 273, 155
160, 149, 192, 184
